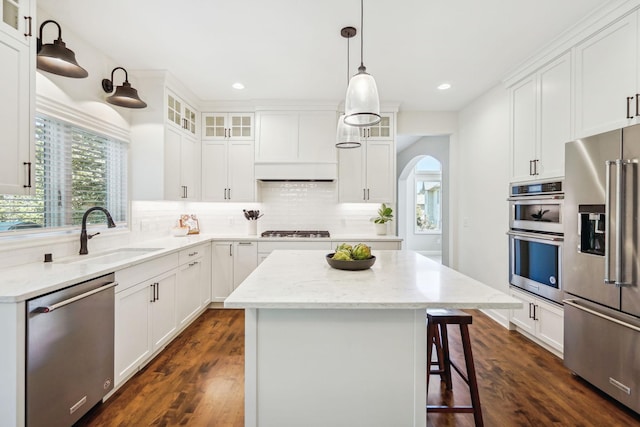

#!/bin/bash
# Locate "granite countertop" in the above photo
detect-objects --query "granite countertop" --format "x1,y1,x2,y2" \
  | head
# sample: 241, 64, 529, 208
224, 250, 521, 310
0, 234, 403, 303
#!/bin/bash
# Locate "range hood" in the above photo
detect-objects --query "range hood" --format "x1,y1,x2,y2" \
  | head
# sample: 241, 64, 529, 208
255, 162, 337, 181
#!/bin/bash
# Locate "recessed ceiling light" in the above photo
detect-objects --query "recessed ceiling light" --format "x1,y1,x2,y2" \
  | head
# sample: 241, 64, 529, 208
232, 82, 245, 90
437, 83, 451, 90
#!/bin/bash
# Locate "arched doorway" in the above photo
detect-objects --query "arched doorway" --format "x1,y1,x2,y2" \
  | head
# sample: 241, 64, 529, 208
397, 135, 449, 265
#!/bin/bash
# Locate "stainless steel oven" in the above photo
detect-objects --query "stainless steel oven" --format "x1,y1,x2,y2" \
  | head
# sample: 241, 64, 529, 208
508, 180, 564, 304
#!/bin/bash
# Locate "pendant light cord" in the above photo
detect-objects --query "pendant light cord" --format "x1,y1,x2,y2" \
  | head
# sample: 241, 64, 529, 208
347, 30, 350, 84
360, 0, 364, 67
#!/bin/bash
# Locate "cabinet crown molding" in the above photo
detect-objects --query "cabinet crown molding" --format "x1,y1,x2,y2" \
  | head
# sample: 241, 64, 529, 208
503, 0, 640, 87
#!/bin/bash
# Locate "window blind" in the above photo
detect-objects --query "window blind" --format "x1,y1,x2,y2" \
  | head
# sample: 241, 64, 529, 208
0, 114, 128, 232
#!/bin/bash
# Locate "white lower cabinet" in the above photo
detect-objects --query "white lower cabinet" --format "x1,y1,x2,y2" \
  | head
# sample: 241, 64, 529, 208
509, 287, 564, 353
115, 268, 178, 387
177, 258, 202, 327
115, 244, 212, 389
212, 241, 258, 301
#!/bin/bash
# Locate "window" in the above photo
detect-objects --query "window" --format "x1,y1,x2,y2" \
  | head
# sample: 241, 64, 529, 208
415, 156, 441, 233
0, 114, 128, 233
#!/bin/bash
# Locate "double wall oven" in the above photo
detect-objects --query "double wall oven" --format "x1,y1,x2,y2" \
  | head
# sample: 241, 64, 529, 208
508, 180, 564, 304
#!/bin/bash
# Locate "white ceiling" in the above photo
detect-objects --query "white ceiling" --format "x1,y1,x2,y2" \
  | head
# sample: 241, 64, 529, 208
38, 0, 605, 112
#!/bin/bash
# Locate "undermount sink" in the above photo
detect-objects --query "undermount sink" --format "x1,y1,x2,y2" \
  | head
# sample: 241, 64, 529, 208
60, 247, 164, 264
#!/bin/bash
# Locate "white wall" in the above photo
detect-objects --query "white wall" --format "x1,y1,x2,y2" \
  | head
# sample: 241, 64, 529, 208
453, 84, 511, 325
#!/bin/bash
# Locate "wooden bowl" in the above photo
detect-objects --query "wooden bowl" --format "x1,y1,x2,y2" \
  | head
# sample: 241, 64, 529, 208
325, 254, 376, 271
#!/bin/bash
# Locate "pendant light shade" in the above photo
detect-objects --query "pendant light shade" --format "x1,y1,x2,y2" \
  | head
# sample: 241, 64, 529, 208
336, 26, 361, 148
343, 0, 381, 127
336, 114, 361, 148
344, 66, 380, 127
36, 20, 88, 78
101, 67, 147, 109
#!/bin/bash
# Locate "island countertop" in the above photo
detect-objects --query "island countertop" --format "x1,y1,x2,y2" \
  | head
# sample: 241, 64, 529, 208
224, 249, 521, 309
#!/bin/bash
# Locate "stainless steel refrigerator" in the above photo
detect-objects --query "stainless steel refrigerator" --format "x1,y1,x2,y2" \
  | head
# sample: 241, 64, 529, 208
564, 125, 640, 413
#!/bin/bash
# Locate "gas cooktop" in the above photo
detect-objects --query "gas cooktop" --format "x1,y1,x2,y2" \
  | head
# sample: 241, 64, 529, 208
260, 230, 330, 238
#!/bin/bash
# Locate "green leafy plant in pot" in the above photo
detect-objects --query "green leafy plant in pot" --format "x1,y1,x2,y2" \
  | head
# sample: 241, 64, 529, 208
372, 203, 393, 235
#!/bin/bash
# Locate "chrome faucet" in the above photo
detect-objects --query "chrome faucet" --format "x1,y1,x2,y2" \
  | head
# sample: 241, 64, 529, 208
79, 207, 116, 255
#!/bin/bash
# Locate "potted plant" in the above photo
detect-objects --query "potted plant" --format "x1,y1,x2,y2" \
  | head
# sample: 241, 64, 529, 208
372, 203, 393, 235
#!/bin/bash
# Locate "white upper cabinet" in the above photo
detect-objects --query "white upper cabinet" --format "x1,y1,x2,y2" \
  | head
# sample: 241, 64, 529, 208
201, 139, 254, 202
255, 110, 337, 163
165, 126, 199, 201
339, 140, 394, 203
202, 113, 253, 141
0, 0, 33, 195
338, 112, 395, 203
130, 72, 202, 201
574, 12, 638, 138
167, 90, 197, 137
510, 53, 571, 182
202, 111, 255, 202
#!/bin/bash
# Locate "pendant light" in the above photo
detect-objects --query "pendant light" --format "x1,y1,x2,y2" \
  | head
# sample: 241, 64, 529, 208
101, 67, 147, 109
336, 26, 361, 149
344, 0, 381, 127
36, 20, 88, 78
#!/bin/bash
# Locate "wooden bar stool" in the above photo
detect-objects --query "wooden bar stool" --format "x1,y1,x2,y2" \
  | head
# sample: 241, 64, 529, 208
426, 308, 484, 427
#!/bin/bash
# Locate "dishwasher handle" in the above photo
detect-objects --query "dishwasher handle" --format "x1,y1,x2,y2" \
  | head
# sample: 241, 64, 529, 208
34, 282, 117, 313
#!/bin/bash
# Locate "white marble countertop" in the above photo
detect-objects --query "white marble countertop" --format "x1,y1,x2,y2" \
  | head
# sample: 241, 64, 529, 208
0, 234, 402, 303
224, 250, 521, 309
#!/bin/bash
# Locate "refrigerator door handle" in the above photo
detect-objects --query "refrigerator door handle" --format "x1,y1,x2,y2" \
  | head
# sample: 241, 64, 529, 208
604, 160, 615, 284
616, 159, 637, 287
615, 159, 624, 286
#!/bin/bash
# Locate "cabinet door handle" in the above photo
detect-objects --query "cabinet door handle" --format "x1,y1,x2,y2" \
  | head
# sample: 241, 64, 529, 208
534, 159, 539, 176
23, 162, 32, 188
238, 242, 253, 246
528, 160, 533, 176
150, 283, 159, 302
367, 189, 370, 200
24, 16, 32, 37
627, 96, 634, 119
635, 94, 639, 117
528, 302, 533, 319
229, 244, 233, 256
228, 188, 231, 199
363, 189, 366, 200
533, 304, 538, 321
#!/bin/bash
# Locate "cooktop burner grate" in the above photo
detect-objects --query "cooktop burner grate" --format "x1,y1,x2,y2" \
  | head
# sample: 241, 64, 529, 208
260, 230, 330, 238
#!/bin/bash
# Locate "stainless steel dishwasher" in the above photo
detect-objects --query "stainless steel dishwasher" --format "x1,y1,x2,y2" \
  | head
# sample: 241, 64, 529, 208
26, 273, 116, 427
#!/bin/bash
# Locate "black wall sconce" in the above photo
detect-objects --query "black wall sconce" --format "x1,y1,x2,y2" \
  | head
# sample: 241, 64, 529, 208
37, 20, 88, 78
101, 67, 147, 109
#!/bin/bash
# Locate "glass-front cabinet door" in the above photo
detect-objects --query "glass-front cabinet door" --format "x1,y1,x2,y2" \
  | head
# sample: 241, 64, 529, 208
202, 113, 254, 141
360, 113, 393, 140
167, 93, 183, 128
1, 0, 32, 44
203, 114, 227, 139
229, 114, 253, 139
167, 91, 197, 136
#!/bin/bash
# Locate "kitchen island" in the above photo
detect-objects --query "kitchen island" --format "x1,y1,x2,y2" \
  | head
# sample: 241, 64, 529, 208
224, 250, 521, 427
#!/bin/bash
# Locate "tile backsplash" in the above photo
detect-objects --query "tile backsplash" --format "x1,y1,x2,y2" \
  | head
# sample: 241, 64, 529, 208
133, 181, 390, 237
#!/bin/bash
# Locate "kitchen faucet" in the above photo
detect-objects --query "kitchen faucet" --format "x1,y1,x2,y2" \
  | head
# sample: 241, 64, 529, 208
79, 207, 116, 255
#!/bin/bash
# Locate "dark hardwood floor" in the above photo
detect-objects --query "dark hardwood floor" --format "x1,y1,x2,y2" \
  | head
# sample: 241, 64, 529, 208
76, 309, 640, 427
